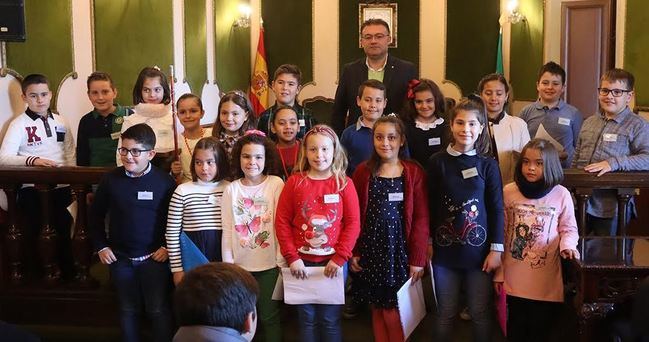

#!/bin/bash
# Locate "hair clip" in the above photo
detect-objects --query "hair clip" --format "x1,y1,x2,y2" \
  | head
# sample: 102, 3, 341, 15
407, 79, 421, 99
244, 129, 266, 137
153, 65, 161, 71
387, 112, 398, 118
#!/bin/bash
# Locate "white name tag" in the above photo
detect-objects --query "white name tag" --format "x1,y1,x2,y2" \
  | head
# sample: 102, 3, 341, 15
55, 126, 66, 133
207, 195, 220, 205
299, 119, 306, 127
110, 132, 121, 140
323, 194, 340, 204
137, 191, 153, 200
158, 129, 171, 138
461, 167, 479, 179
388, 192, 404, 201
558, 117, 571, 126
603, 133, 618, 142
428, 137, 441, 146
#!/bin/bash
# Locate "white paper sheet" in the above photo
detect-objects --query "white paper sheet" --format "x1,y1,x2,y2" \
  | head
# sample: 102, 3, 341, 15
280, 267, 345, 305
397, 277, 427, 339
429, 262, 438, 308
535, 123, 564, 152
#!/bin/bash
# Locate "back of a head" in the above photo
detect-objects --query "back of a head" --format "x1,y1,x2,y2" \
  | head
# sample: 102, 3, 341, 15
121, 123, 156, 150
21, 74, 49, 94
174, 262, 259, 333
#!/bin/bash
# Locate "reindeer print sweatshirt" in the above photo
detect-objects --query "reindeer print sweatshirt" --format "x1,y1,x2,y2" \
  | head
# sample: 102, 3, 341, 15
275, 174, 361, 267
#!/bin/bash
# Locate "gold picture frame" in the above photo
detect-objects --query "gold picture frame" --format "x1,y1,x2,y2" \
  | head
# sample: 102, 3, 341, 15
359, 3, 397, 48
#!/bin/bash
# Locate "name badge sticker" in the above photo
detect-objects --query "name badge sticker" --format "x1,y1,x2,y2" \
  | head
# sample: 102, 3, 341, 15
299, 119, 306, 127
603, 133, 618, 142
254, 198, 268, 206
323, 194, 340, 204
558, 117, 571, 126
428, 137, 441, 146
110, 132, 121, 140
461, 167, 479, 179
55, 126, 67, 133
207, 195, 220, 205
137, 191, 153, 200
388, 192, 404, 202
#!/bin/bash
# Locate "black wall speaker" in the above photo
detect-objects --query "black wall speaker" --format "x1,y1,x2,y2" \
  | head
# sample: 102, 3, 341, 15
0, 0, 26, 42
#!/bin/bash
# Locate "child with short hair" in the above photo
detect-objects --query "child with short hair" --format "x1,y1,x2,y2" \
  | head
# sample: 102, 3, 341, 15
572, 68, 649, 236
166, 137, 229, 285
258, 64, 316, 140
275, 124, 361, 342
77, 71, 131, 167
0, 73, 75, 166
518, 61, 583, 167
211, 90, 257, 158
494, 138, 579, 342
170, 94, 212, 183
400, 78, 449, 167
341, 79, 387, 176
91, 123, 176, 342
427, 97, 504, 342
351, 115, 429, 342
479, 73, 531, 185
119, 66, 179, 172
221, 131, 285, 342
271, 105, 301, 179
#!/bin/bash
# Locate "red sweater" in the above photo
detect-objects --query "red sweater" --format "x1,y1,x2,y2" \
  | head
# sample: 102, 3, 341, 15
275, 174, 361, 266
352, 160, 430, 267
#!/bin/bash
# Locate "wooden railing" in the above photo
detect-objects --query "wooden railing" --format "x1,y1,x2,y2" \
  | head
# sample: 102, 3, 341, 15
0, 166, 119, 326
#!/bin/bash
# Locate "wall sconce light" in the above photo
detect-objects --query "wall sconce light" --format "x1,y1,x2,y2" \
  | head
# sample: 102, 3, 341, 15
506, 0, 526, 24
233, 4, 251, 28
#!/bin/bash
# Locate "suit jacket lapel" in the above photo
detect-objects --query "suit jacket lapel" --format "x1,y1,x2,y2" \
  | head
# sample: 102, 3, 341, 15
383, 55, 395, 87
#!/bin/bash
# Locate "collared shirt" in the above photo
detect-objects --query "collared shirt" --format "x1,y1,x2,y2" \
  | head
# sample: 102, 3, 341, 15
519, 99, 583, 167
77, 105, 130, 166
125, 162, 152, 178
446, 144, 477, 156
572, 106, 649, 218
366, 56, 387, 82
257, 102, 316, 139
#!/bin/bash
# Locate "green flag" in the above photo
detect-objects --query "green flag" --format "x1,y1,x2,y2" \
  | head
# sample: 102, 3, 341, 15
496, 27, 504, 74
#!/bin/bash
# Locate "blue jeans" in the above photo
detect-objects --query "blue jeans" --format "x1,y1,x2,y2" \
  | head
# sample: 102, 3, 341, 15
110, 255, 174, 342
295, 260, 348, 342
433, 264, 493, 342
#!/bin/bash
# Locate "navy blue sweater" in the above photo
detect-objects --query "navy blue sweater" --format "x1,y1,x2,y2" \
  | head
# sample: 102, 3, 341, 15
90, 165, 176, 258
427, 150, 504, 269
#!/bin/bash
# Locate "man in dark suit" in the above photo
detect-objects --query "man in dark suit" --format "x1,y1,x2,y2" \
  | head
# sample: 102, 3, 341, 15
332, 18, 418, 135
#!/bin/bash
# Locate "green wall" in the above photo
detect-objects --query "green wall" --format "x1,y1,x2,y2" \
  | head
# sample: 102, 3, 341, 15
510, 0, 544, 101
185, 0, 208, 95
262, 1, 313, 85
446, 0, 500, 95
339, 1, 419, 74
214, 0, 251, 92
94, 0, 174, 105
625, 0, 649, 107
6, 0, 73, 107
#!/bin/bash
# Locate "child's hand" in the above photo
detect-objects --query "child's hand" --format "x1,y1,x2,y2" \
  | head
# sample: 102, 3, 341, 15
494, 281, 503, 294
33, 158, 58, 167
482, 251, 502, 273
560, 249, 580, 260
170, 161, 182, 176
350, 257, 363, 273
290, 259, 308, 279
98, 247, 116, 264
324, 260, 341, 278
409, 265, 424, 284
584, 160, 612, 176
151, 247, 168, 262
173, 271, 185, 285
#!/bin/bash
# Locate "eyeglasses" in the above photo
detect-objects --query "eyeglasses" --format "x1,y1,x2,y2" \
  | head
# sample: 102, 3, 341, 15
361, 33, 388, 41
117, 147, 151, 157
598, 88, 631, 97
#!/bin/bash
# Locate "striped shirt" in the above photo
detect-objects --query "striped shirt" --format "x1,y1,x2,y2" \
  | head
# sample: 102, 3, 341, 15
572, 106, 649, 217
166, 179, 230, 272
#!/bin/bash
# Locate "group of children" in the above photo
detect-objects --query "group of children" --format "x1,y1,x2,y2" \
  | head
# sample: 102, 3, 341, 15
0, 59, 647, 342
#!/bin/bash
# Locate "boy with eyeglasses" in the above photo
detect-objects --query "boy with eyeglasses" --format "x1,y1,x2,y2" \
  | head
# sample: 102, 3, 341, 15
91, 123, 176, 341
572, 68, 649, 236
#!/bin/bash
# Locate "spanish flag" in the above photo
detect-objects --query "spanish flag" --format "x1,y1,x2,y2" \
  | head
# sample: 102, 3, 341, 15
250, 24, 269, 116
